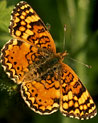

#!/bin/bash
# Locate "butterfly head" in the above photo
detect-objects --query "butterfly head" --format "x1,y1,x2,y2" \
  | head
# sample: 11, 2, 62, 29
57, 51, 68, 61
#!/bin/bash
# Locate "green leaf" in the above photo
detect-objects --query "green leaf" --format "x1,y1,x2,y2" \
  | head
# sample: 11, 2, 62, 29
0, 0, 13, 32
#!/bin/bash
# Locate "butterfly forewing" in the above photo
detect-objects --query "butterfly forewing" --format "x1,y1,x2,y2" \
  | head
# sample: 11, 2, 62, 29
9, 1, 56, 53
60, 63, 97, 120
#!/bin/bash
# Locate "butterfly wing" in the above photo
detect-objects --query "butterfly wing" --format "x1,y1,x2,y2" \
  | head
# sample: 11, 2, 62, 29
21, 68, 60, 114
60, 63, 97, 120
9, 1, 56, 53
0, 39, 51, 84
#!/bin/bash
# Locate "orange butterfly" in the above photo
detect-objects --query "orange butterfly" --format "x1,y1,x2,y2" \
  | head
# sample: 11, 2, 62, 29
0, 1, 97, 120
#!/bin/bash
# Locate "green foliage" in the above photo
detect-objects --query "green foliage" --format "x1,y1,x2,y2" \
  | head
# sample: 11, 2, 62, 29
0, 0, 13, 46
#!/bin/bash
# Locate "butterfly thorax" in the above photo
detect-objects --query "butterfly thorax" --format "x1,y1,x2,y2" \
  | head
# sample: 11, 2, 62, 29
23, 51, 67, 82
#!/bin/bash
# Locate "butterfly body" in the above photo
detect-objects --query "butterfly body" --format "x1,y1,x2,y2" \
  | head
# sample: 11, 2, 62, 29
22, 51, 65, 83
0, 1, 97, 120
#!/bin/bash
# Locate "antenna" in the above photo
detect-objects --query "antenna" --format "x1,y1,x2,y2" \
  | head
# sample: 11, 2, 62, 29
63, 24, 67, 52
67, 57, 92, 69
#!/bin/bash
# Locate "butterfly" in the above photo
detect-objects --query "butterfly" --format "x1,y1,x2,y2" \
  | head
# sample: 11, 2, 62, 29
0, 1, 97, 120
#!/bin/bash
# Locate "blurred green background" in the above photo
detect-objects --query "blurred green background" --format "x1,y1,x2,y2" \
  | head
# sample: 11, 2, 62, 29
0, 0, 98, 123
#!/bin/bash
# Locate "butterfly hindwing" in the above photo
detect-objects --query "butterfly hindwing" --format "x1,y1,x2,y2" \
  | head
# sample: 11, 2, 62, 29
0, 39, 51, 84
21, 68, 60, 115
